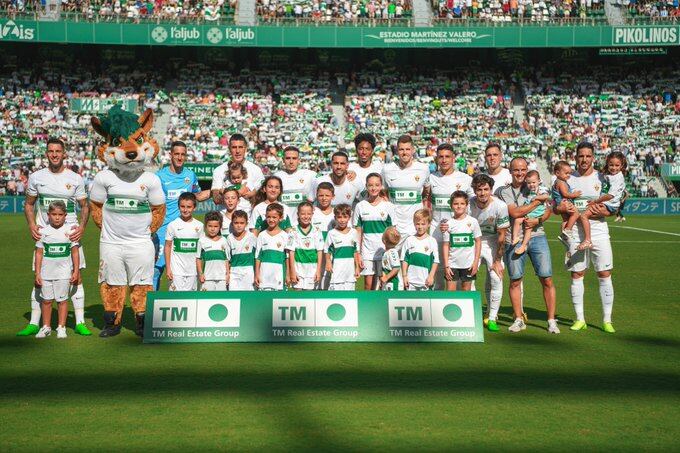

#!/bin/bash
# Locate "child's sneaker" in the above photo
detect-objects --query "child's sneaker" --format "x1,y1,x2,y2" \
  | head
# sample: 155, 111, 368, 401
56, 326, 67, 339
35, 326, 51, 338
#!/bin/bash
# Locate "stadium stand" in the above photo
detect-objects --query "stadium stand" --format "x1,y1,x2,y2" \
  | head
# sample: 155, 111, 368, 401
432, 0, 606, 23
256, 0, 413, 24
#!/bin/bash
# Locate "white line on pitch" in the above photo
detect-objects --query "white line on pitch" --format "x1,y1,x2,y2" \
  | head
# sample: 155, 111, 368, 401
546, 220, 680, 237
547, 240, 680, 243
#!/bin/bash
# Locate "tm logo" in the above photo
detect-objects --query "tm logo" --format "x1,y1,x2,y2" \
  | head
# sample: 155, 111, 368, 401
153, 299, 240, 327
389, 299, 474, 327
273, 299, 358, 327
1, 20, 35, 40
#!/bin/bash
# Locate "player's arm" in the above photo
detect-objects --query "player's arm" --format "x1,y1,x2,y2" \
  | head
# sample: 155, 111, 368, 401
442, 240, 452, 281
382, 266, 400, 287
225, 252, 231, 285
493, 227, 507, 277
24, 194, 42, 240
354, 225, 364, 270
287, 250, 297, 286
401, 260, 409, 289
470, 237, 481, 276
507, 198, 544, 219
196, 190, 211, 202
557, 181, 581, 199
70, 244, 80, 284
426, 260, 438, 288
196, 257, 205, 284
524, 205, 551, 229
34, 245, 43, 286
314, 249, 322, 283
164, 239, 174, 280
354, 249, 361, 280
69, 198, 90, 242
254, 258, 261, 288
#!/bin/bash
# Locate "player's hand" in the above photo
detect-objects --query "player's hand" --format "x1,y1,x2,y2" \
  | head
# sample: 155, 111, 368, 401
439, 220, 448, 233
357, 255, 365, 270
469, 263, 478, 277
491, 260, 504, 279
354, 268, 360, 280
425, 276, 434, 288
290, 273, 299, 285
347, 170, 357, 182
199, 274, 206, 284
254, 275, 260, 288
535, 193, 549, 202
445, 267, 454, 281
225, 275, 230, 286
325, 263, 333, 273
69, 225, 84, 242
167, 270, 174, 281
314, 271, 320, 283
403, 277, 409, 289
35, 274, 43, 287
523, 218, 540, 229
30, 224, 42, 241
70, 270, 80, 285
572, 190, 582, 197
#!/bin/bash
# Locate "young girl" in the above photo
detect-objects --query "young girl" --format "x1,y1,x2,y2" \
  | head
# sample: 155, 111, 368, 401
442, 191, 482, 291
250, 176, 293, 235
34, 201, 80, 339
324, 204, 360, 291
226, 162, 253, 216
219, 186, 241, 237
552, 160, 587, 249
511, 170, 548, 255
401, 209, 439, 291
352, 173, 397, 290
579, 151, 627, 249
197, 211, 229, 291
379, 226, 402, 290
286, 201, 324, 291
226, 210, 257, 290
255, 203, 289, 291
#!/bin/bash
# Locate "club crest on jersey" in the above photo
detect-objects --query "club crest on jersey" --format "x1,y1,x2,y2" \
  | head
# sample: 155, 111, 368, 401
277, 242, 283, 248
140, 184, 147, 192
184, 177, 190, 184
65, 183, 72, 190
346, 194, 351, 200
380, 212, 385, 218
594, 184, 601, 192
456, 184, 461, 189
415, 176, 420, 182
304, 240, 311, 248
299, 178, 304, 184
245, 245, 250, 251
195, 227, 200, 232
424, 246, 429, 252
467, 222, 472, 228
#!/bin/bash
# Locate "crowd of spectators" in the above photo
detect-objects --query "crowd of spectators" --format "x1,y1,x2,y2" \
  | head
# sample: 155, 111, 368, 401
257, 0, 412, 23
433, 0, 605, 22
618, 0, 680, 20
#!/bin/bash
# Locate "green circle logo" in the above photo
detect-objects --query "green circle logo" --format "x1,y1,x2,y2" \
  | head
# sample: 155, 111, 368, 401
442, 303, 462, 322
326, 303, 346, 321
409, 192, 415, 197
209, 304, 229, 322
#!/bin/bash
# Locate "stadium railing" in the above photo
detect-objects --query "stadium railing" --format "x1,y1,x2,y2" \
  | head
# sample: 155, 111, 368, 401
431, 16, 609, 26
257, 16, 413, 26
0, 10, 236, 25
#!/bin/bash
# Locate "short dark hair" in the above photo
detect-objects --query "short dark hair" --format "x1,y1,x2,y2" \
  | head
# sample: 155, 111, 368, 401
450, 190, 469, 205
397, 135, 413, 145
484, 142, 502, 154
472, 174, 495, 190
526, 170, 540, 180
232, 210, 248, 222
436, 143, 454, 154
297, 201, 314, 214
283, 146, 300, 155
266, 202, 284, 218
331, 151, 349, 161
46, 137, 65, 150
229, 133, 247, 146
178, 192, 197, 207
204, 211, 222, 226
228, 161, 247, 177
317, 182, 335, 194
576, 141, 595, 155
334, 204, 352, 217
354, 133, 376, 150
170, 140, 187, 151
553, 161, 572, 173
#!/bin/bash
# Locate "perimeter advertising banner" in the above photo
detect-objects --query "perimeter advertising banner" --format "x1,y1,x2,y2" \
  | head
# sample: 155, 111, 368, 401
143, 291, 484, 343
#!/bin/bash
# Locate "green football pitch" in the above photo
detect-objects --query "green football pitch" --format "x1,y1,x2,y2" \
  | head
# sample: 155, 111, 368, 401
1, 214, 678, 451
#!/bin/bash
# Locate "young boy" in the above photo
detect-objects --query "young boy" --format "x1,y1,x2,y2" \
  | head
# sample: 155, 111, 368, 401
255, 203, 289, 290
379, 226, 402, 290
353, 173, 397, 290
552, 160, 585, 249
219, 186, 242, 237
442, 191, 482, 291
324, 204, 360, 291
401, 209, 439, 291
312, 181, 336, 290
511, 170, 548, 255
34, 201, 80, 338
165, 192, 203, 291
226, 210, 257, 290
286, 201, 324, 290
197, 211, 229, 291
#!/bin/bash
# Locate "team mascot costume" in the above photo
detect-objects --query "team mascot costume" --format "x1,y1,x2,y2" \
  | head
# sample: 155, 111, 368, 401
89, 105, 166, 338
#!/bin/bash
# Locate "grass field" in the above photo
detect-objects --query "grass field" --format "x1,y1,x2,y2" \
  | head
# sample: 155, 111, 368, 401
1, 213, 679, 451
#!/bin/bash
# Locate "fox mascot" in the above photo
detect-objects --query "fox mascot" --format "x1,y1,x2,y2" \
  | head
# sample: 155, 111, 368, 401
89, 105, 166, 337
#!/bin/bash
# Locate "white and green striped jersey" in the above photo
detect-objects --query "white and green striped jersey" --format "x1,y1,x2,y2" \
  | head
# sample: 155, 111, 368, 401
165, 217, 203, 276
352, 199, 396, 261
381, 248, 403, 291
286, 225, 324, 279
89, 169, 165, 244
312, 207, 335, 242
274, 168, 317, 212
443, 215, 482, 269
256, 230, 289, 290
348, 160, 384, 198
27, 168, 86, 228
249, 201, 293, 232
35, 224, 78, 280
309, 174, 362, 207
198, 236, 228, 281
382, 161, 430, 237
226, 231, 256, 286
469, 196, 510, 242
401, 234, 439, 287
324, 228, 359, 284
427, 170, 473, 223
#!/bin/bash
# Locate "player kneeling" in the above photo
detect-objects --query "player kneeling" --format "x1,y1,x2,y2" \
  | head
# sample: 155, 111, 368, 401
197, 211, 229, 291
34, 201, 80, 339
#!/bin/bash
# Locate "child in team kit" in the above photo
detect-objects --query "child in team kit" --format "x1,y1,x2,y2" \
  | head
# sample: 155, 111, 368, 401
226, 210, 257, 290
353, 173, 397, 290
324, 204, 361, 291
34, 201, 80, 338
379, 226, 403, 290
250, 176, 293, 235
312, 182, 336, 289
442, 191, 482, 291
255, 203, 290, 290
401, 209, 439, 291
197, 211, 229, 291
225, 162, 253, 216
220, 186, 242, 237
552, 160, 588, 250
511, 170, 548, 255
286, 201, 324, 290
165, 192, 204, 291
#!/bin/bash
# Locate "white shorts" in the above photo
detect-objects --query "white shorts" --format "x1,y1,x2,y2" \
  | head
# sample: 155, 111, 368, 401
229, 276, 254, 290
329, 282, 356, 291
98, 241, 155, 286
407, 284, 430, 291
201, 280, 227, 291
479, 240, 504, 270
32, 246, 86, 271
170, 275, 197, 291
38, 279, 73, 302
293, 276, 316, 290
360, 259, 381, 276
567, 237, 614, 273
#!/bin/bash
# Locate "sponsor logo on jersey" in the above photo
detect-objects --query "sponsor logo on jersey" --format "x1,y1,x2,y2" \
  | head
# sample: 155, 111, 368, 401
140, 184, 147, 192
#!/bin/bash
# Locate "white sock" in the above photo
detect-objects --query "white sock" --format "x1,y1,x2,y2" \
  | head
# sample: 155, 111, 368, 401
72, 284, 85, 325
487, 269, 503, 321
571, 278, 585, 321
599, 276, 614, 323
30, 288, 41, 325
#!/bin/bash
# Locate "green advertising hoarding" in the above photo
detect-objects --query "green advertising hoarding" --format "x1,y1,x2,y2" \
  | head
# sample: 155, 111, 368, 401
184, 162, 220, 181
143, 291, 484, 343
661, 163, 680, 181
1, 18, 678, 48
